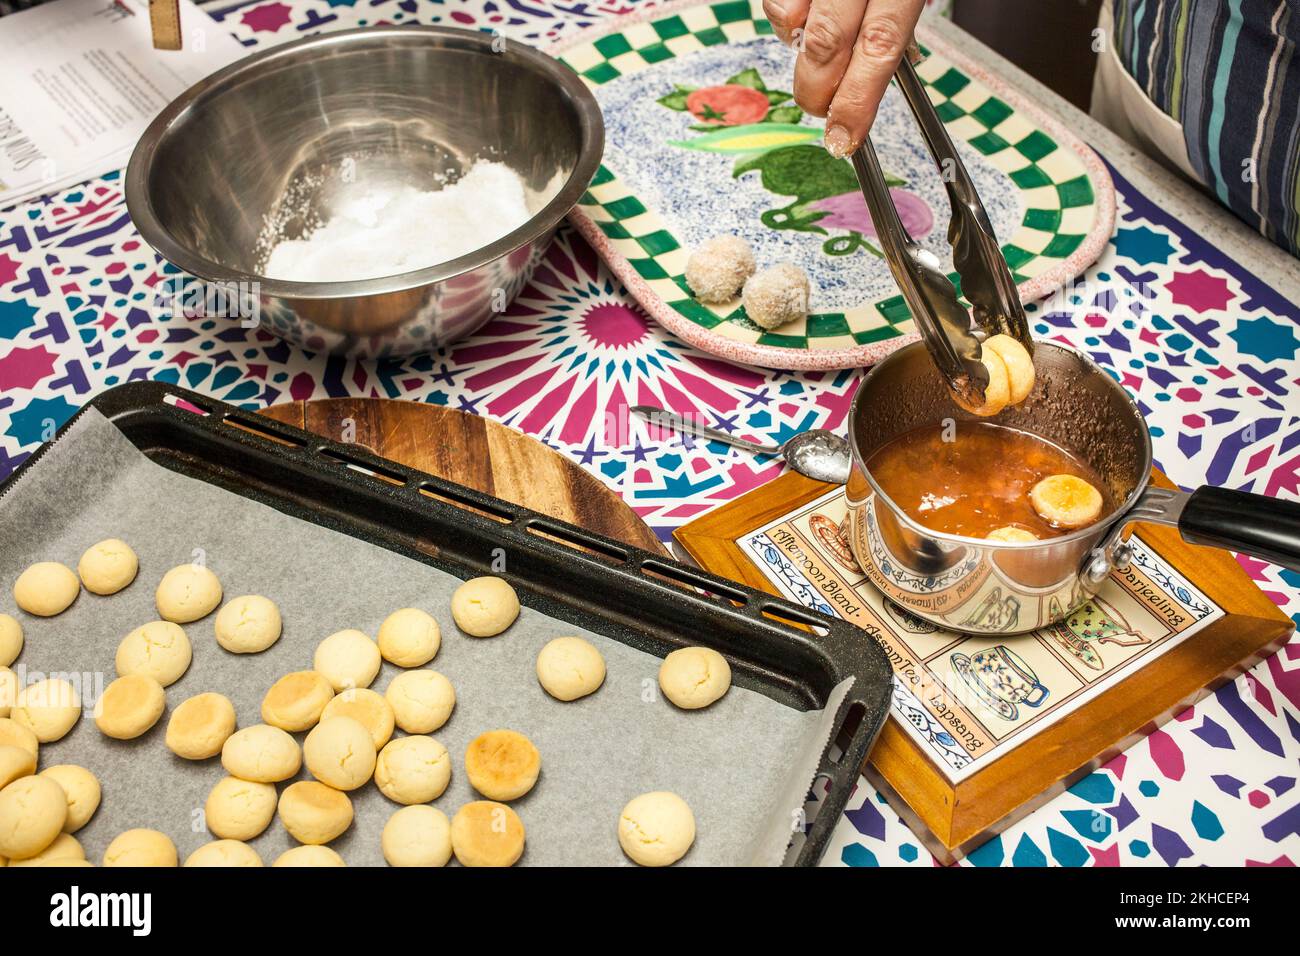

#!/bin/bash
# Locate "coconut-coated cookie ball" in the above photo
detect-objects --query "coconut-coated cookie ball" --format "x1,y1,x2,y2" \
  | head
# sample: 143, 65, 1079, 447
742, 262, 811, 330
684, 236, 756, 304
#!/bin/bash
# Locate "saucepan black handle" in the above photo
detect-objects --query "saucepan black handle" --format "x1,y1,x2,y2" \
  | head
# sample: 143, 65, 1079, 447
1179, 486, 1300, 572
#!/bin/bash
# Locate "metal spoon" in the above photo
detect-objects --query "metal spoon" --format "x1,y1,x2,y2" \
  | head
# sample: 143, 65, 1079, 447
631, 406, 852, 484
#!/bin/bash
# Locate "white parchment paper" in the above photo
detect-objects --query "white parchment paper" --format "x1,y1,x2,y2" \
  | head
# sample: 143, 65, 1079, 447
0, 408, 848, 866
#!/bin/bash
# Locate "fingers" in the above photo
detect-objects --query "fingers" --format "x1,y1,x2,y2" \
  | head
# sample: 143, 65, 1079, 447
792, 0, 869, 123
823, 0, 924, 156
763, 0, 811, 46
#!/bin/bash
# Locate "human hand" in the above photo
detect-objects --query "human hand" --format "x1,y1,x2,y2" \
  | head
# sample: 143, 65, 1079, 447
764, 0, 926, 157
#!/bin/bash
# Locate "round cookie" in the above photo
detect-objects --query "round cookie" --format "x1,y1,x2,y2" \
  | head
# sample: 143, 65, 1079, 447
9, 832, 84, 867
464, 729, 540, 802
0, 717, 38, 757
375, 735, 451, 805
450, 801, 525, 867
451, 576, 520, 637
536, 636, 606, 701
0, 666, 17, 718
261, 670, 334, 732
155, 563, 222, 623
303, 716, 376, 791
658, 646, 731, 710
220, 724, 301, 783
0, 744, 36, 790
618, 791, 696, 867
277, 780, 353, 845
377, 607, 441, 667
95, 674, 165, 740
320, 688, 394, 749
314, 629, 381, 692
386, 669, 455, 734
205, 776, 277, 841
102, 828, 177, 867
13, 562, 80, 617
382, 805, 452, 867
28, 858, 93, 868
38, 765, 100, 833
273, 845, 345, 867
0, 614, 21, 667
184, 839, 262, 867
213, 594, 281, 654
77, 538, 138, 595
12, 677, 82, 742
165, 692, 237, 760
116, 620, 192, 687
0, 775, 67, 860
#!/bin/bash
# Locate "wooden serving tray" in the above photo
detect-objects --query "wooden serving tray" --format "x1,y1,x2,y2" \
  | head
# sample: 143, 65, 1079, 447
260, 398, 664, 555
675, 469, 1294, 863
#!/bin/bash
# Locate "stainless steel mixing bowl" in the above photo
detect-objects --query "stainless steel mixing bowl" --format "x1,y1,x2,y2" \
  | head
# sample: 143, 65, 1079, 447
126, 26, 603, 357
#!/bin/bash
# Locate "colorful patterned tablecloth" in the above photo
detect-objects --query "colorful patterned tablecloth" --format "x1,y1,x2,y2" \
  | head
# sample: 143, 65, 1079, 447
0, 0, 1297, 867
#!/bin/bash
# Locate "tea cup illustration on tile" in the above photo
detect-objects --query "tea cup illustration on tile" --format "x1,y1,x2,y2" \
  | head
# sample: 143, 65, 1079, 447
951, 644, 1049, 721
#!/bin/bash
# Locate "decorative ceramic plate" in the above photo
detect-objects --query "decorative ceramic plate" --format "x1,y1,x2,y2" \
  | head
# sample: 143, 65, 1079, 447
553, 0, 1116, 370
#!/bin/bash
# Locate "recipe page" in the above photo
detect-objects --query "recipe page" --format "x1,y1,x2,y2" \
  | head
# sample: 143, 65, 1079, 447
0, 0, 244, 207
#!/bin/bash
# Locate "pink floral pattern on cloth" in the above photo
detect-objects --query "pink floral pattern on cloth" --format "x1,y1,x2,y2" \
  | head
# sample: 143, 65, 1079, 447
0, 0, 1297, 868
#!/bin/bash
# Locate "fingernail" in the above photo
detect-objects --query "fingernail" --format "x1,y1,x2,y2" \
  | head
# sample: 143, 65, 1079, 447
823, 125, 853, 159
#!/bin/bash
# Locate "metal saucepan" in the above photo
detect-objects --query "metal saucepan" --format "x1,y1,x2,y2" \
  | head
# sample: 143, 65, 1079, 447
845, 340, 1300, 634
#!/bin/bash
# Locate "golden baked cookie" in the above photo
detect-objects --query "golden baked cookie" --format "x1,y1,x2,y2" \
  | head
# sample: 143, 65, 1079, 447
385, 669, 455, 734
450, 801, 525, 867
205, 776, 277, 841
95, 674, 166, 740
377, 607, 441, 667
184, 840, 263, 867
450, 576, 520, 637
220, 724, 301, 783
102, 828, 177, 867
382, 805, 451, 867
277, 780, 353, 845
0, 615, 22, 667
154, 563, 222, 623
464, 729, 540, 801
77, 538, 139, 595
0, 775, 67, 860
658, 647, 731, 710
12, 677, 82, 742
116, 620, 192, 687
303, 716, 376, 791
261, 670, 334, 732
165, 692, 237, 760
320, 687, 394, 749
0, 716, 38, 757
0, 744, 36, 790
314, 629, 382, 692
38, 764, 100, 833
374, 735, 450, 805
13, 562, 79, 617
213, 594, 281, 653
535, 636, 606, 701
8, 832, 84, 867
273, 845, 345, 867
618, 791, 695, 867
0, 666, 17, 718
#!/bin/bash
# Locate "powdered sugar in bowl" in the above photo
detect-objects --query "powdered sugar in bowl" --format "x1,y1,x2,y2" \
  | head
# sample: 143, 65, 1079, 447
126, 26, 603, 358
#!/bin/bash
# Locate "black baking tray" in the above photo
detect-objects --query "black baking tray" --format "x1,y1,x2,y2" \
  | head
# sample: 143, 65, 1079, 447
6, 381, 892, 866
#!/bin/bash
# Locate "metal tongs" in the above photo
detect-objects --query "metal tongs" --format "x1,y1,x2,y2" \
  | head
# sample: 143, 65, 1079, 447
850, 45, 1031, 407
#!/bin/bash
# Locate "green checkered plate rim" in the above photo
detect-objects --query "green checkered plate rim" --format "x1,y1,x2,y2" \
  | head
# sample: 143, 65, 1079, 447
550, 0, 1116, 370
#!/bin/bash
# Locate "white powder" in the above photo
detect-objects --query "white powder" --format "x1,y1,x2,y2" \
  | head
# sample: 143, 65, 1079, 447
262, 161, 533, 283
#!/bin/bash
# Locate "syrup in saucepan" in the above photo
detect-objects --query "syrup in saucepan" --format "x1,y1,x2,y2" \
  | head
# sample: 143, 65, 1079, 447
864, 421, 1108, 540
